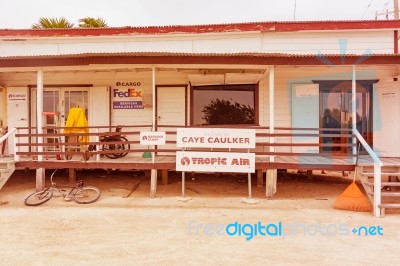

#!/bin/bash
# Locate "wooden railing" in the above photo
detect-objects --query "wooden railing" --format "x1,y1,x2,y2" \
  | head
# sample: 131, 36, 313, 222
0, 127, 17, 158
13, 125, 357, 161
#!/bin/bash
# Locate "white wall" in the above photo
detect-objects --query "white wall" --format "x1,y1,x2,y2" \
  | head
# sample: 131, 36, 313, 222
262, 31, 393, 54
374, 81, 400, 157
259, 65, 397, 153
3, 65, 399, 155
0, 29, 394, 56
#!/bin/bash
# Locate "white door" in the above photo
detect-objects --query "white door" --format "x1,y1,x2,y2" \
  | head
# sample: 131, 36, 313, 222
7, 87, 29, 153
374, 83, 400, 157
157, 86, 186, 126
156, 86, 186, 155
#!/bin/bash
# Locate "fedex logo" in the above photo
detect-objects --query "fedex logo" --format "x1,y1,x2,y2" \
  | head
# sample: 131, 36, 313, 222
113, 88, 142, 98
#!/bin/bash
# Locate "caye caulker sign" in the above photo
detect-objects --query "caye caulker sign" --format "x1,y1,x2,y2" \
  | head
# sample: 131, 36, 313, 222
176, 128, 256, 173
176, 128, 256, 149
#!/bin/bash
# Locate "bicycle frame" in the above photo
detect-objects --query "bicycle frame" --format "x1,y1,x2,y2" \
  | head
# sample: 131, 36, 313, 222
49, 181, 84, 200
24, 169, 101, 206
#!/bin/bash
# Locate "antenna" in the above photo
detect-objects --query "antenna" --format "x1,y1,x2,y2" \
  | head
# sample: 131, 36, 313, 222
293, 0, 297, 21
375, 0, 398, 20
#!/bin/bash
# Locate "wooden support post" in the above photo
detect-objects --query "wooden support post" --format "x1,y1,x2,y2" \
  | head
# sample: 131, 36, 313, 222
307, 170, 313, 180
145, 170, 151, 178
182, 171, 186, 197
162, 169, 168, 185
266, 169, 277, 198
150, 169, 157, 198
69, 168, 76, 183
35, 168, 45, 191
247, 172, 252, 198
257, 169, 264, 187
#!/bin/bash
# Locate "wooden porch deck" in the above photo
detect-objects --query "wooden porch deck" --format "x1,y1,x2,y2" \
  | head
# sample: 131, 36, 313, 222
7, 154, 400, 172
11, 154, 359, 171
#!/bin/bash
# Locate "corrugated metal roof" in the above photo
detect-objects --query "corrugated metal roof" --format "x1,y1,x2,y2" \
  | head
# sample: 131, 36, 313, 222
1, 51, 399, 67
0, 52, 398, 60
1, 20, 400, 37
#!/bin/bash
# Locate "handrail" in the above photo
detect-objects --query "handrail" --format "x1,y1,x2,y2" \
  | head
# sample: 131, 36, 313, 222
353, 128, 382, 217
13, 125, 360, 158
0, 127, 17, 158
0, 127, 16, 144
353, 128, 382, 166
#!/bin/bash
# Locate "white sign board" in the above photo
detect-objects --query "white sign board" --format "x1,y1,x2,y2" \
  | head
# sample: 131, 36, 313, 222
140, 131, 166, 145
177, 128, 255, 149
295, 84, 319, 97
176, 151, 255, 173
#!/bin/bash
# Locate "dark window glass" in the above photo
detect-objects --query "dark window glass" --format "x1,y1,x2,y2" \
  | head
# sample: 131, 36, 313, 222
192, 84, 256, 126
316, 80, 374, 153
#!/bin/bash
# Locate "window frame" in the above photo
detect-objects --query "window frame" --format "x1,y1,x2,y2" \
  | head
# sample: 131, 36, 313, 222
190, 83, 259, 126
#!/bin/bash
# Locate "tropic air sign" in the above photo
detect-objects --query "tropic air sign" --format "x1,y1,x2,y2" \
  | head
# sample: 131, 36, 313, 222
175, 128, 256, 173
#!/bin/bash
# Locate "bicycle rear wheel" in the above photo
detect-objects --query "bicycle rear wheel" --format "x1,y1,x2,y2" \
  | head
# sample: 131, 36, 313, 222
117, 136, 130, 158
102, 137, 120, 159
73, 186, 101, 204
24, 189, 53, 206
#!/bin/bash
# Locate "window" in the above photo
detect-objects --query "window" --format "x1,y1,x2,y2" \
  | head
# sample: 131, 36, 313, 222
315, 80, 375, 153
191, 84, 257, 126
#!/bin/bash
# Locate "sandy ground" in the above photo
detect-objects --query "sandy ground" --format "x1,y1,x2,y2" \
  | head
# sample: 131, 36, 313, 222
0, 169, 399, 266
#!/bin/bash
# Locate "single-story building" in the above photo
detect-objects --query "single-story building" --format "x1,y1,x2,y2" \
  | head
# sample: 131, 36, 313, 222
1, 20, 400, 216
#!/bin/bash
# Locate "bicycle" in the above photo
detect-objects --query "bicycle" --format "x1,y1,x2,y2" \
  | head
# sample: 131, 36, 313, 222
24, 169, 101, 206
88, 126, 130, 159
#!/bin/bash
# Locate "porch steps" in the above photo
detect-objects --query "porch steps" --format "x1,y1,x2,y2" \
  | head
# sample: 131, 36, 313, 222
358, 165, 400, 216
379, 203, 400, 209
0, 159, 15, 191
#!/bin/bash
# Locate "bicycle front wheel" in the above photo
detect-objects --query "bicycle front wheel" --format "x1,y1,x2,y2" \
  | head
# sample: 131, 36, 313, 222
73, 186, 101, 204
24, 189, 53, 206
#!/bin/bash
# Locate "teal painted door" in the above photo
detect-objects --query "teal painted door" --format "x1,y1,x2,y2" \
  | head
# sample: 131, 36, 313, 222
291, 84, 319, 153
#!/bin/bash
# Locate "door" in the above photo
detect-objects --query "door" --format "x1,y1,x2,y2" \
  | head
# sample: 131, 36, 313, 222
319, 81, 373, 153
156, 86, 186, 155
156, 86, 186, 127
6, 87, 29, 153
373, 83, 400, 156
31, 88, 89, 127
291, 84, 319, 153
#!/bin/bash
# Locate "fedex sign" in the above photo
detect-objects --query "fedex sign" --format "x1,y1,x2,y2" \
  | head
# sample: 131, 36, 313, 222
113, 88, 142, 98
112, 83, 144, 109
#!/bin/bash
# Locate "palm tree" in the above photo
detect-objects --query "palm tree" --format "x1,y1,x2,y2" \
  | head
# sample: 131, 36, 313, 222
78, 17, 108, 28
32, 17, 74, 29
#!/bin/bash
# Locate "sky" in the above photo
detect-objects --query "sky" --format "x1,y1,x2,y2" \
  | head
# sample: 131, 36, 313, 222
0, 0, 396, 29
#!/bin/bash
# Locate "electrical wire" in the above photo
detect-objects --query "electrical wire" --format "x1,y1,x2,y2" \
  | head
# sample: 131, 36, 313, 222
361, 0, 374, 19
293, 0, 297, 21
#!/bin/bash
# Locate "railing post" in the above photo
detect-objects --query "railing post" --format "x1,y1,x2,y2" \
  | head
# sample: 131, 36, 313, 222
95, 128, 100, 162
36, 69, 44, 162
373, 163, 382, 217
13, 129, 19, 161
352, 66, 357, 163
150, 65, 158, 198
269, 66, 275, 163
